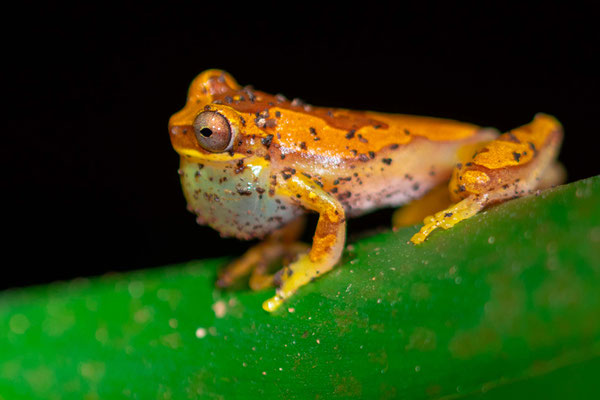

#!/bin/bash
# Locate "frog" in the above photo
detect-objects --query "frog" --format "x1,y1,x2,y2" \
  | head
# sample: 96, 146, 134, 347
169, 69, 564, 312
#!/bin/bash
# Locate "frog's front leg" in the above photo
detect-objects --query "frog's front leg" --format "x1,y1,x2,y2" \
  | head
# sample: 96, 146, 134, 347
411, 113, 563, 244
263, 174, 346, 312
216, 216, 308, 290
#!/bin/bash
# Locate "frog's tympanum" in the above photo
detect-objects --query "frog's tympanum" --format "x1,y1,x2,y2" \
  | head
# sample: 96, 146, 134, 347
169, 70, 563, 312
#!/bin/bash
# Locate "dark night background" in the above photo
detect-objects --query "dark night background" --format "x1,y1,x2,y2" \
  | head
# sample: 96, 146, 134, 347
5, 3, 599, 290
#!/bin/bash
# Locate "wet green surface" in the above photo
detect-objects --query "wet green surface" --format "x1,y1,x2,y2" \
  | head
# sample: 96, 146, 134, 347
1, 176, 599, 399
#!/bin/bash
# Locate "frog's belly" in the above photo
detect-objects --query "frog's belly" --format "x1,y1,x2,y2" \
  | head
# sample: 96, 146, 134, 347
179, 158, 303, 240
307, 136, 493, 218
341, 170, 451, 217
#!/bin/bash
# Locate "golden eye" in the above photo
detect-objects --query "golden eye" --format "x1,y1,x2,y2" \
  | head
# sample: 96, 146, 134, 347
193, 111, 233, 152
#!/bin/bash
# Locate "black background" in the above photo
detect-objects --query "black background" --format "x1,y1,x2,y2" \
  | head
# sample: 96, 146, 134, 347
5, 3, 599, 290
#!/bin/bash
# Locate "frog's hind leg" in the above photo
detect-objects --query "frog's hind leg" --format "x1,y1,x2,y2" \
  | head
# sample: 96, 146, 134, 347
411, 113, 563, 244
216, 216, 307, 289
392, 183, 452, 228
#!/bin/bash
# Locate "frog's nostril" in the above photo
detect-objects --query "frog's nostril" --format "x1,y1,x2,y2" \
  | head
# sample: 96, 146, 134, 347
200, 128, 213, 137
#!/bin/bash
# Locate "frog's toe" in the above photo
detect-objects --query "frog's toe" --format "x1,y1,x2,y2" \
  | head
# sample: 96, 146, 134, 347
410, 195, 486, 244
249, 243, 309, 291
262, 295, 285, 312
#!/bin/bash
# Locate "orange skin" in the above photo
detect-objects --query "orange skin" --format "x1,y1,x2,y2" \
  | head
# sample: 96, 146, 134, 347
169, 69, 563, 312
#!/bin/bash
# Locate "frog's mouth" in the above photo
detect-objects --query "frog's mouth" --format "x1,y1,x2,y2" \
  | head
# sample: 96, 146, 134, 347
175, 147, 246, 162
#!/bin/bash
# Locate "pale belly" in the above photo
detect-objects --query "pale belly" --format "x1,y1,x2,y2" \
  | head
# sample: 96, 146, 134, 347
288, 136, 492, 218
179, 157, 303, 240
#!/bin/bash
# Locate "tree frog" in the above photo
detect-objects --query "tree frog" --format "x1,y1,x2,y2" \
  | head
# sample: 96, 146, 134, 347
169, 70, 564, 312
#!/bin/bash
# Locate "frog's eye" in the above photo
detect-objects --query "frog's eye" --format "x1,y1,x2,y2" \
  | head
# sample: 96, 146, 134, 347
193, 111, 233, 153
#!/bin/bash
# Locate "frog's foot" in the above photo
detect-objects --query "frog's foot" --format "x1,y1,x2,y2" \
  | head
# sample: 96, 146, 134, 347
248, 242, 309, 291
410, 195, 486, 244
216, 217, 306, 289
411, 113, 563, 245
263, 251, 339, 312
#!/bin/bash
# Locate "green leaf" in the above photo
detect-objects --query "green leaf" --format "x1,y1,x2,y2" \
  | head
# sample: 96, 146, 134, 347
1, 176, 599, 399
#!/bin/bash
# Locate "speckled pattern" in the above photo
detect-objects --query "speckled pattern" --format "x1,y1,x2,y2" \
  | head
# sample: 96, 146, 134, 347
168, 70, 564, 311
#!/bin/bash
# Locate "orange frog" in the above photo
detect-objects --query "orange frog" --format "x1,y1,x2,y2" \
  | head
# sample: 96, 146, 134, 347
169, 70, 564, 312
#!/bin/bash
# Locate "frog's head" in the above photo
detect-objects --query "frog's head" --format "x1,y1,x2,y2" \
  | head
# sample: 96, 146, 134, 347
169, 70, 304, 239
169, 69, 270, 163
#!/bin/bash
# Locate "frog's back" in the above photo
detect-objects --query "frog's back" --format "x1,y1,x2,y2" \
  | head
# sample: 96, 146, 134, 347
204, 76, 485, 162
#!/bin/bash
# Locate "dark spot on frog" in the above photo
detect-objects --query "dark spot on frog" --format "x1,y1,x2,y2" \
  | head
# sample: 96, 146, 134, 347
390, 143, 399, 149
528, 141, 538, 155
281, 168, 296, 180
275, 111, 281, 118
237, 187, 252, 196
338, 191, 352, 201
299, 141, 307, 150
345, 129, 356, 139
244, 87, 256, 102
506, 131, 521, 143
382, 158, 392, 165
412, 183, 420, 191
368, 151, 375, 159
358, 154, 369, 162
235, 160, 245, 174
458, 184, 466, 192
404, 129, 411, 135
512, 151, 521, 162
261, 134, 274, 147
